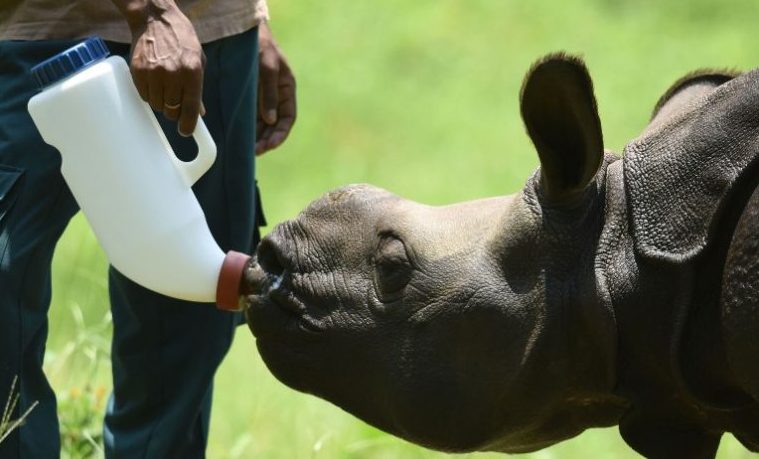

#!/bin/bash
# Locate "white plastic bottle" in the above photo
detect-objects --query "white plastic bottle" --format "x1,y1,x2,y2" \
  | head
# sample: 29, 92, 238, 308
27, 37, 249, 311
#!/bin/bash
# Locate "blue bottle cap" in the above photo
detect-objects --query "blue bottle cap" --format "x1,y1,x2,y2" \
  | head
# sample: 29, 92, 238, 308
30, 36, 110, 90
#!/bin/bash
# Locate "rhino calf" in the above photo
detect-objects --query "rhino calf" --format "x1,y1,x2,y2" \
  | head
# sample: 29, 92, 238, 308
244, 53, 759, 458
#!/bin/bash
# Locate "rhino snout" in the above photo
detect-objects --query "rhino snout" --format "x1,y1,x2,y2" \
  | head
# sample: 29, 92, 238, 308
242, 259, 267, 294
243, 231, 295, 296
242, 259, 284, 296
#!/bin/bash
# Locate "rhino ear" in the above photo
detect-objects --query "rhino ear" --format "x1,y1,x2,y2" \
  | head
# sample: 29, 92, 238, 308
520, 53, 603, 204
644, 69, 739, 135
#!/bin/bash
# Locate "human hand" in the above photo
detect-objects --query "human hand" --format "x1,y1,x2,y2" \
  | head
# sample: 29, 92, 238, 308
256, 22, 297, 155
118, 1, 206, 136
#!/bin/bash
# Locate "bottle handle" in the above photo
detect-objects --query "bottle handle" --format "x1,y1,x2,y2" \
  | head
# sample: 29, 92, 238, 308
174, 117, 217, 185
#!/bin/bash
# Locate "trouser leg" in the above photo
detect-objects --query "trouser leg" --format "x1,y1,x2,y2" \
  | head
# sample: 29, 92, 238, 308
103, 26, 260, 459
0, 39, 82, 459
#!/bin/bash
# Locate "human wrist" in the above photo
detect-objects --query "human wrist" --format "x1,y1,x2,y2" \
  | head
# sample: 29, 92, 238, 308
111, 0, 181, 35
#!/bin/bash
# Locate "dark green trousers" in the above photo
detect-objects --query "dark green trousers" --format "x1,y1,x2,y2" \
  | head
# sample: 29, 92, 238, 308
0, 27, 260, 459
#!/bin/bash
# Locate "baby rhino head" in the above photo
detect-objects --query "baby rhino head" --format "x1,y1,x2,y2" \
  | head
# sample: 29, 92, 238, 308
245, 54, 623, 453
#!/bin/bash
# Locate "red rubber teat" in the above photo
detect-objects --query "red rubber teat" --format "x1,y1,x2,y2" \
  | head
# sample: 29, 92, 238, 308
216, 251, 252, 311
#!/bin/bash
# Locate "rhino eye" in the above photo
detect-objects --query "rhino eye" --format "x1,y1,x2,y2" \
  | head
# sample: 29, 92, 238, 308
373, 235, 413, 302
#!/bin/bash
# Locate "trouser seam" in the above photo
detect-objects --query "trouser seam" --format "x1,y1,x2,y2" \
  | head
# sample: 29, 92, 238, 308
215, 39, 234, 252
0, 197, 20, 267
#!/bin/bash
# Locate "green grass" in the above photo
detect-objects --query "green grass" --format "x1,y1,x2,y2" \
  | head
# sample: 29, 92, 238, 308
1, 377, 39, 445
44, 0, 759, 457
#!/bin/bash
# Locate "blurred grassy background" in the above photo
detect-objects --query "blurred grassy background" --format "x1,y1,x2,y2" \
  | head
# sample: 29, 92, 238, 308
45, 0, 759, 457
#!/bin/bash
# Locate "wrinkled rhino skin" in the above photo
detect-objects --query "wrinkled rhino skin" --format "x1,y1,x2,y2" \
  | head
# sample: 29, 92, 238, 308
243, 54, 759, 458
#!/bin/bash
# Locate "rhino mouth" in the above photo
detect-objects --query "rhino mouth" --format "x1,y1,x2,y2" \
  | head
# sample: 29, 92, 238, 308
244, 239, 326, 336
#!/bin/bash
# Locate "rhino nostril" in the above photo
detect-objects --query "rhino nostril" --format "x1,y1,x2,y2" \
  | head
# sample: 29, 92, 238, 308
242, 259, 267, 295
257, 237, 286, 277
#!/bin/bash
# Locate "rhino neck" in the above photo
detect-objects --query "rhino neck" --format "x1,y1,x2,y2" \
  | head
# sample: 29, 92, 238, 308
542, 153, 622, 399
550, 154, 628, 417
490, 154, 630, 450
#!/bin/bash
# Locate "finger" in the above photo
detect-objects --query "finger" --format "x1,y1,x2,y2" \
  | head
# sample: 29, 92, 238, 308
268, 109, 296, 148
255, 140, 270, 156
256, 118, 265, 142
276, 65, 297, 125
162, 85, 183, 121
258, 79, 297, 154
255, 115, 291, 155
255, 124, 275, 155
130, 67, 150, 103
255, 118, 268, 154
259, 51, 281, 125
266, 131, 288, 151
148, 70, 165, 112
256, 113, 295, 155
178, 68, 204, 136
256, 117, 294, 155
